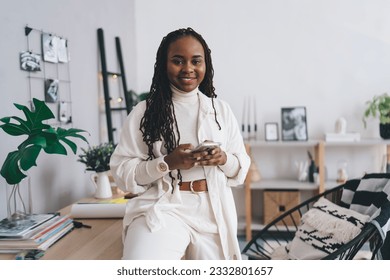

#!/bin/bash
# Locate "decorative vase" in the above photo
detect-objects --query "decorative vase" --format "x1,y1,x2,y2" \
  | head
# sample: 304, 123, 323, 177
91, 171, 112, 199
380, 123, 390, 139
249, 156, 261, 182
5, 177, 32, 224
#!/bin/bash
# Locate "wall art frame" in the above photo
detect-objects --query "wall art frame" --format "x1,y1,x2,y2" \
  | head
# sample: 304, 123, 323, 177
281, 107, 308, 141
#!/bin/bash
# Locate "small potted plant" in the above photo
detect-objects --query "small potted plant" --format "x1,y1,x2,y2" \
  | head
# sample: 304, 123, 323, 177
78, 142, 115, 198
78, 142, 115, 173
0, 98, 89, 220
363, 93, 390, 139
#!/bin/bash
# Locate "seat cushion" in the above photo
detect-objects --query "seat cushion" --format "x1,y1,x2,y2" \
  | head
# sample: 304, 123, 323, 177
271, 197, 370, 260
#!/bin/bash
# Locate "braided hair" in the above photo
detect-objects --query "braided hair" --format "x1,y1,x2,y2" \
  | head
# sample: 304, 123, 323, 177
140, 27, 221, 183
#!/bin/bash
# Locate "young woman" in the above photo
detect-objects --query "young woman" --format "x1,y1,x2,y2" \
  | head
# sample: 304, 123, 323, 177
110, 27, 250, 260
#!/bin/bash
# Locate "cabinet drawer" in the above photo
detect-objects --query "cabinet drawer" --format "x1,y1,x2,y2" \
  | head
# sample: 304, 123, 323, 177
263, 190, 300, 225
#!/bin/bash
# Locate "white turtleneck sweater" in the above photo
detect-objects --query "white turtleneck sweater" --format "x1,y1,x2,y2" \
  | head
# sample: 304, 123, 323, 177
134, 86, 240, 185
170, 85, 206, 181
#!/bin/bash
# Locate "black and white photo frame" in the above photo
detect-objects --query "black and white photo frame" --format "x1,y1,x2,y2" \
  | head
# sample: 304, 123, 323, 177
58, 38, 69, 63
42, 33, 59, 63
265, 122, 279, 141
281, 107, 308, 141
42, 33, 69, 63
44, 79, 59, 103
20, 51, 41, 72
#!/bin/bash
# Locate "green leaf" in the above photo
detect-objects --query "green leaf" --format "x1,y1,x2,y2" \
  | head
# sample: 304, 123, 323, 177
43, 140, 68, 155
0, 151, 27, 185
0, 117, 11, 123
57, 127, 89, 144
18, 135, 47, 150
0, 122, 28, 136
30, 98, 55, 123
60, 137, 78, 154
41, 130, 59, 147
20, 145, 42, 171
56, 127, 89, 154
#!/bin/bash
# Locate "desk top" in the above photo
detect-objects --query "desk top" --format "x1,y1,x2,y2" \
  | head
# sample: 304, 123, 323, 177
0, 204, 124, 260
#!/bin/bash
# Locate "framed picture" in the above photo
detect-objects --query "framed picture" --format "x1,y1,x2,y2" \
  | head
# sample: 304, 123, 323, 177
265, 122, 279, 141
58, 38, 69, 63
42, 33, 59, 63
44, 79, 59, 103
20, 51, 41, 72
281, 107, 308, 141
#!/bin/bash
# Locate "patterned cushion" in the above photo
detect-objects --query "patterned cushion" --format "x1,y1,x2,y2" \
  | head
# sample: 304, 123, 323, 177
271, 197, 370, 260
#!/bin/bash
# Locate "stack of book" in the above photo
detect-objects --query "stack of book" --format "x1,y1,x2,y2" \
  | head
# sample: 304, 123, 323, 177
0, 213, 73, 253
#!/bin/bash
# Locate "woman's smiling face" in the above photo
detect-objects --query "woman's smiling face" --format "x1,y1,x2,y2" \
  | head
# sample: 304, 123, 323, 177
166, 36, 206, 92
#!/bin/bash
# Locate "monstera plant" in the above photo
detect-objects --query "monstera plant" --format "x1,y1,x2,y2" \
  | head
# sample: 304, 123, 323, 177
0, 98, 89, 185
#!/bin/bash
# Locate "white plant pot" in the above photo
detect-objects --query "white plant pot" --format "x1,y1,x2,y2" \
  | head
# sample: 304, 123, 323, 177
91, 171, 112, 199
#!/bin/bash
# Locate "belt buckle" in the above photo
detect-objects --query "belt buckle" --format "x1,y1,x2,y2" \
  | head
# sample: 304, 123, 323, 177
189, 181, 205, 194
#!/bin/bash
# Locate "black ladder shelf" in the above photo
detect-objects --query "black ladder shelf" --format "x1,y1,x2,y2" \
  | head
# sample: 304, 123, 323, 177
97, 28, 133, 144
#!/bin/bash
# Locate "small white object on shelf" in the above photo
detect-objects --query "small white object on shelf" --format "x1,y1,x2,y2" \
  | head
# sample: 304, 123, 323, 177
325, 132, 361, 142
335, 117, 347, 134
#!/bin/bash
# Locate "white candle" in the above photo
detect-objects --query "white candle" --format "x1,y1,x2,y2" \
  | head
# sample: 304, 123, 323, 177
247, 95, 251, 139
241, 97, 246, 134
253, 95, 257, 140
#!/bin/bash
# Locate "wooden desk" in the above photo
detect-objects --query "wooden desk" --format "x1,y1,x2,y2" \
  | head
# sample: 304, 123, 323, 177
0, 204, 124, 260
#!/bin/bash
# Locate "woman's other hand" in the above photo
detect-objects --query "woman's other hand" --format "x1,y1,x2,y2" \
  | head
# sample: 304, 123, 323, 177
193, 146, 227, 166
164, 144, 197, 170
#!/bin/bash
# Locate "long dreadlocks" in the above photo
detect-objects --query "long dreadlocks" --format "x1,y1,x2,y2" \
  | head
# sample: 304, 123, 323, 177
139, 27, 221, 183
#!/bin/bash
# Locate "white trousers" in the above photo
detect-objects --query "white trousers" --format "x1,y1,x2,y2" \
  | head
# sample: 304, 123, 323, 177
122, 192, 224, 260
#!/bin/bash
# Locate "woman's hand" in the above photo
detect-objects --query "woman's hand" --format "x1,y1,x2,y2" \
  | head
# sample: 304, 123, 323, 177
164, 143, 227, 170
164, 144, 197, 170
192, 146, 227, 166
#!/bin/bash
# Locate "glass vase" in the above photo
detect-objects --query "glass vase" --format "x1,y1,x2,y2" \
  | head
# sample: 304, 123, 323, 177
5, 177, 32, 223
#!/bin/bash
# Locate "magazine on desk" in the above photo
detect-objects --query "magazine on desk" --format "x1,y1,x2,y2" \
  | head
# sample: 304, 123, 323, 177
70, 196, 131, 218
0, 213, 58, 238
0, 215, 73, 251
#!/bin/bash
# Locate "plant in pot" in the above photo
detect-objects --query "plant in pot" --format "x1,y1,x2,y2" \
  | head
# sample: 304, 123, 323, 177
0, 98, 89, 221
363, 93, 390, 139
77, 142, 115, 198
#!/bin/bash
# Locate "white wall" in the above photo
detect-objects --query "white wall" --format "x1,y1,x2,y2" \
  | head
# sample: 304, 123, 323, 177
134, 0, 390, 138
134, 0, 390, 179
1, 0, 390, 219
0, 0, 137, 219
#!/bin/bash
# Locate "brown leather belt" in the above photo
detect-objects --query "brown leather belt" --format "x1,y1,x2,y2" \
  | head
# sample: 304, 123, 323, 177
179, 179, 208, 193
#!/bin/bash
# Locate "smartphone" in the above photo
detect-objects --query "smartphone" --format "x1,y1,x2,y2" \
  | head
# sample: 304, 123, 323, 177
192, 141, 221, 153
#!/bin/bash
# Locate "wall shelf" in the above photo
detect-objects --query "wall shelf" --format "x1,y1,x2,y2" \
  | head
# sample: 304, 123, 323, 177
250, 179, 317, 190
243, 138, 390, 241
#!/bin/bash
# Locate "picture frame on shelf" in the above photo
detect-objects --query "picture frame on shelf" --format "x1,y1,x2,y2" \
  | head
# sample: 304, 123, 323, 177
281, 107, 308, 141
265, 122, 279, 141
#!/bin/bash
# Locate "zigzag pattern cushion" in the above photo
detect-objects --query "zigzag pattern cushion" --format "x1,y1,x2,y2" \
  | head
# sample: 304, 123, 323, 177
272, 197, 370, 260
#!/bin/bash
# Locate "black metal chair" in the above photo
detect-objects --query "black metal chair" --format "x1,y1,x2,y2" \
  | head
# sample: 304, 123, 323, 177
242, 181, 385, 260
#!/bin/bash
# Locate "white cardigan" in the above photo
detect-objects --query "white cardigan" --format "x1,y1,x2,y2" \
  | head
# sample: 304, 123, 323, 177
110, 93, 250, 259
